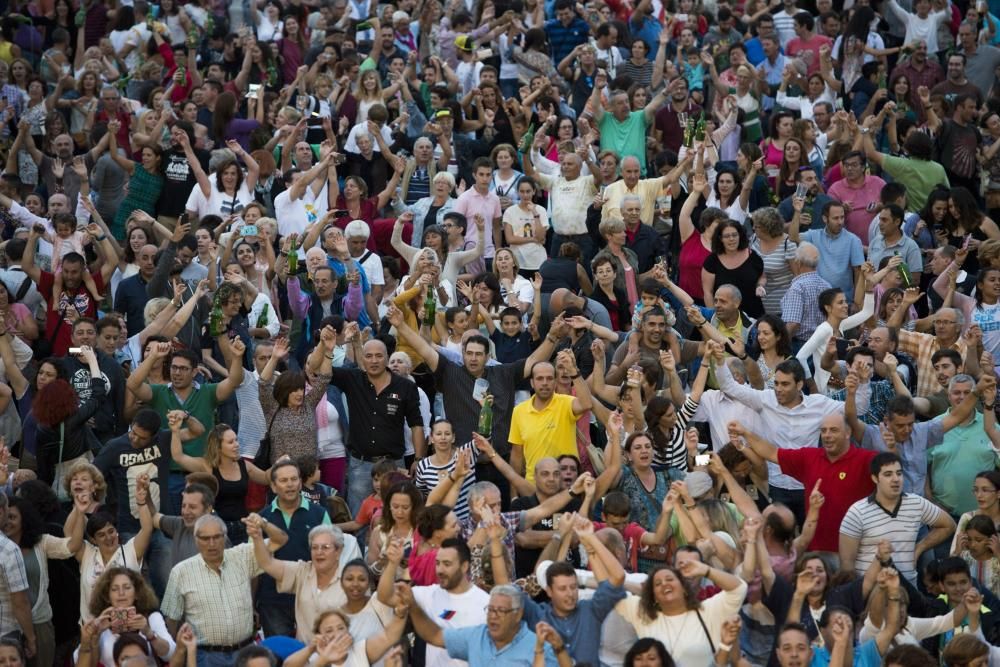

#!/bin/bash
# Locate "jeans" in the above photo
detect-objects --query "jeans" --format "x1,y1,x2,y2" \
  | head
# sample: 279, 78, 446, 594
120, 529, 172, 600
196, 649, 239, 667
257, 595, 296, 638
346, 454, 404, 518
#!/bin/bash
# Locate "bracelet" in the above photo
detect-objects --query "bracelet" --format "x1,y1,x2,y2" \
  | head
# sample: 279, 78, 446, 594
448, 472, 457, 482
694, 320, 708, 327
718, 643, 732, 652
986, 403, 996, 410
96, 235, 107, 241
171, 300, 182, 308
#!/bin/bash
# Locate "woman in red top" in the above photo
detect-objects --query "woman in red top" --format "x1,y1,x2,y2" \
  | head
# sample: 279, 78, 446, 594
332, 171, 402, 252
676, 173, 728, 305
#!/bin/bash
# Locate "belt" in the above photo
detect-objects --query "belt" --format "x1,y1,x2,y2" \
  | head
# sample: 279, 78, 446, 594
199, 637, 255, 653
351, 452, 398, 463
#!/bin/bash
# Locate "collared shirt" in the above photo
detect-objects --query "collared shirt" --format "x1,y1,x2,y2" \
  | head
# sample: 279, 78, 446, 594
509, 394, 579, 483
453, 188, 502, 259
840, 493, 942, 583
601, 178, 663, 223
830, 379, 897, 425
891, 58, 945, 93
898, 330, 967, 399
868, 234, 924, 276
328, 368, 423, 460
161, 542, 262, 645
756, 54, 787, 110
277, 560, 347, 643
445, 622, 559, 666
522, 581, 627, 666
716, 361, 844, 492
781, 271, 833, 342
0, 534, 28, 637
800, 227, 865, 296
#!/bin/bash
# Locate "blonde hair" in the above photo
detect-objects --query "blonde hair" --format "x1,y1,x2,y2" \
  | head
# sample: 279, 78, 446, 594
357, 69, 384, 102
143, 298, 171, 327
61, 461, 107, 502
312, 609, 351, 635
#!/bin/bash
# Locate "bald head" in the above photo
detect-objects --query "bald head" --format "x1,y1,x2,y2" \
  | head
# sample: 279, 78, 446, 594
547, 288, 584, 320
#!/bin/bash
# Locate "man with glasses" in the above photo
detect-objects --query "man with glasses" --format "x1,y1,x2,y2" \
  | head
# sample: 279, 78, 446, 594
378, 538, 489, 667
162, 514, 278, 666
127, 340, 246, 507
404, 579, 569, 667
826, 151, 885, 246
256, 460, 334, 638
890, 290, 972, 399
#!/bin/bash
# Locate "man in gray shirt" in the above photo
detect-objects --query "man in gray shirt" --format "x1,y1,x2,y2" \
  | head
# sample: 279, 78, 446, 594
957, 20, 1000, 93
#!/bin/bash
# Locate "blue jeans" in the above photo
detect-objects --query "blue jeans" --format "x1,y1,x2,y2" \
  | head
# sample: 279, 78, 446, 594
257, 596, 296, 638
120, 529, 172, 600
195, 649, 239, 667
346, 454, 403, 518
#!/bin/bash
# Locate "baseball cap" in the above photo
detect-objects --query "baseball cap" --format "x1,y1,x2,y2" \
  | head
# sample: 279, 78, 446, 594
454, 35, 475, 51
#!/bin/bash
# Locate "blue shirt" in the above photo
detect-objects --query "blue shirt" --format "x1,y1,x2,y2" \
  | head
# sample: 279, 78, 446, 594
327, 256, 372, 329
801, 227, 865, 296
861, 420, 943, 495
445, 622, 559, 666
810, 638, 882, 666
543, 17, 590, 66
522, 581, 627, 665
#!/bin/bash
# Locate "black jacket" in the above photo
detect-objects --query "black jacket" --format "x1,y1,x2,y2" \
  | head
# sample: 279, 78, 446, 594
35, 377, 105, 486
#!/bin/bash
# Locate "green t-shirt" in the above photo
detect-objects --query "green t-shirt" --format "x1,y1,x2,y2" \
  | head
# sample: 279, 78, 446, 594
599, 110, 650, 175
149, 383, 220, 469
880, 154, 951, 212
929, 412, 997, 515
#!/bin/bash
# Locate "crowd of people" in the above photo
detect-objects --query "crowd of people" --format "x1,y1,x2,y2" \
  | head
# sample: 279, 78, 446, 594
2, 0, 1000, 665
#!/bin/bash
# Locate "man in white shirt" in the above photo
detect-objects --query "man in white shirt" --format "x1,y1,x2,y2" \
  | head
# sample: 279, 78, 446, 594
345, 220, 386, 303
523, 149, 597, 263
274, 153, 335, 237
377, 537, 488, 667
692, 356, 762, 449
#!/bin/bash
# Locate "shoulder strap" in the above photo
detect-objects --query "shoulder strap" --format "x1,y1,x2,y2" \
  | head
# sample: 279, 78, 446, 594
57, 422, 64, 465
695, 609, 716, 655
358, 250, 374, 266
14, 274, 31, 302
265, 407, 280, 435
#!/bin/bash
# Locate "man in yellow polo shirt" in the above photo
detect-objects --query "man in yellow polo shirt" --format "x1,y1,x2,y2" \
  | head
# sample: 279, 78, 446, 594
508, 349, 593, 484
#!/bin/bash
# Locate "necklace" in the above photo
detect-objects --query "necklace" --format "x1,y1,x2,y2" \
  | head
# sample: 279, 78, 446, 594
661, 610, 691, 654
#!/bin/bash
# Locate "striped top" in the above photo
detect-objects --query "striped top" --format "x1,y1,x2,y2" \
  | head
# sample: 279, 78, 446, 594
751, 236, 798, 317
413, 442, 478, 520
840, 494, 942, 584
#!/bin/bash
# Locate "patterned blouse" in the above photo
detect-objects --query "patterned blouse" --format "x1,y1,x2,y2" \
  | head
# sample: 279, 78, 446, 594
258, 373, 332, 463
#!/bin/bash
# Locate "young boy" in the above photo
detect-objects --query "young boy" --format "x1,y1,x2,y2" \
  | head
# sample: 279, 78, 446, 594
336, 458, 397, 534
632, 278, 676, 331
477, 274, 542, 363
592, 491, 674, 573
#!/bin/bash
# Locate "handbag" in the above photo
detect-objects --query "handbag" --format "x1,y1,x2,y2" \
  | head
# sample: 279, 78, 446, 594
34, 308, 66, 359
252, 409, 280, 470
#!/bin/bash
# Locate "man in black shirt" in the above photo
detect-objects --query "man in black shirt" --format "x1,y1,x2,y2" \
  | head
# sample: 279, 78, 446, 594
158, 123, 210, 229
62, 318, 126, 444
511, 458, 584, 578
324, 325, 425, 516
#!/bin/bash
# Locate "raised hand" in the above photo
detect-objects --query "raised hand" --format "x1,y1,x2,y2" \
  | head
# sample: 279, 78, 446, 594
677, 556, 710, 580
808, 479, 824, 510
794, 569, 816, 596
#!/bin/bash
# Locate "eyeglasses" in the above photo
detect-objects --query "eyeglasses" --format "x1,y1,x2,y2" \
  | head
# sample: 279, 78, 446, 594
311, 543, 340, 552
485, 606, 517, 616
196, 533, 225, 542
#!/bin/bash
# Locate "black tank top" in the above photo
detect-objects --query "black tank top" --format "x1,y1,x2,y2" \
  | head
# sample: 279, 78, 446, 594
213, 459, 249, 522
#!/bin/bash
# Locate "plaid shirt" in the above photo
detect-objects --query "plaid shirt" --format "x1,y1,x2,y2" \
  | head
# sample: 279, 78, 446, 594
781, 271, 832, 342
897, 330, 968, 399
0, 533, 28, 637
831, 379, 897, 425
161, 542, 262, 645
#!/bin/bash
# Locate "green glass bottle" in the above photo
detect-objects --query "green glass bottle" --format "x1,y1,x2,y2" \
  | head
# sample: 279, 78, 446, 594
894, 251, 913, 288
694, 111, 706, 142
209, 292, 224, 337
519, 123, 536, 154
423, 285, 436, 327
256, 303, 269, 329
477, 396, 494, 437
287, 237, 299, 275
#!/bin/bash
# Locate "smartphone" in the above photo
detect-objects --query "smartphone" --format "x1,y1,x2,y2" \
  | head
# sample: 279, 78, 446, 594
68, 347, 83, 355
178, 213, 189, 228
241, 225, 258, 237
695, 454, 711, 467
245, 84, 262, 100
475, 48, 494, 60
333, 209, 350, 217
963, 234, 972, 249
473, 378, 490, 402
110, 608, 130, 628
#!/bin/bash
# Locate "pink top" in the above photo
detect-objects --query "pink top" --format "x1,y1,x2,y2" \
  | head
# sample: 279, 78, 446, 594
761, 140, 785, 189
827, 175, 886, 245
786, 34, 834, 75
678, 233, 712, 301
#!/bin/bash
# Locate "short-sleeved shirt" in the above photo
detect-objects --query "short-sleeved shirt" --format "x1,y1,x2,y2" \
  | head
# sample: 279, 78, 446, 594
413, 583, 490, 667
599, 111, 650, 175
147, 383, 220, 465
38, 270, 106, 357
0, 534, 28, 637
776, 446, 877, 552
161, 542, 262, 645
93, 431, 175, 533
800, 228, 865, 296
508, 394, 579, 483
444, 623, 558, 666
453, 188, 502, 259
278, 560, 347, 643
860, 421, 943, 496
840, 493, 942, 583
328, 368, 423, 460
879, 155, 950, 212
158, 515, 203, 567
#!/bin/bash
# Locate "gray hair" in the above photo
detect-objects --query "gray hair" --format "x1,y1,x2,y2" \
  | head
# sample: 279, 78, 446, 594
308, 524, 345, 549
716, 284, 742, 303
194, 514, 227, 537
948, 374, 976, 392
468, 481, 500, 506
209, 148, 237, 173
939, 308, 965, 328
621, 194, 642, 209
598, 217, 626, 237
795, 242, 820, 268
726, 356, 747, 383
490, 584, 524, 610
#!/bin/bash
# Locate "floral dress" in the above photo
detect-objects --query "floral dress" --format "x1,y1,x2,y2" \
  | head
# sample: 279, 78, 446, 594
617, 465, 684, 572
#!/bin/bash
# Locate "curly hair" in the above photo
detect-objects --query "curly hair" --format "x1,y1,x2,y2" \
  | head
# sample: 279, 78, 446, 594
89, 567, 160, 619
203, 424, 235, 469
31, 379, 79, 428
61, 461, 107, 504
639, 565, 701, 621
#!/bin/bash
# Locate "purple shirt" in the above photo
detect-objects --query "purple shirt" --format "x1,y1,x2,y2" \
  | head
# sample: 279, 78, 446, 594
453, 188, 502, 259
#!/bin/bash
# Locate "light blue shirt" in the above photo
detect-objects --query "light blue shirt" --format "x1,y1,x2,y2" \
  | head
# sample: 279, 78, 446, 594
801, 227, 865, 296
810, 638, 882, 666
867, 234, 924, 277
445, 622, 559, 666
861, 420, 943, 496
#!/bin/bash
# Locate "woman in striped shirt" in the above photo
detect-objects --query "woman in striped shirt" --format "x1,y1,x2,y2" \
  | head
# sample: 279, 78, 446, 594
413, 419, 477, 521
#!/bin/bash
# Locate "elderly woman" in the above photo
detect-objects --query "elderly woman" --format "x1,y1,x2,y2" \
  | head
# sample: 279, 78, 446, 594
749, 207, 797, 316
391, 214, 486, 304
400, 171, 458, 242
591, 215, 641, 310
250, 523, 350, 643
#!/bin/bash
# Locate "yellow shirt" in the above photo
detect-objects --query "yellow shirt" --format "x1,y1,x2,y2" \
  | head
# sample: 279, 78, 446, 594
601, 177, 663, 223
508, 393, 579, 483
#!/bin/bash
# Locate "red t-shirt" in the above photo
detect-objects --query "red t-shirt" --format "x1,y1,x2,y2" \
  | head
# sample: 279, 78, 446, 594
39, 270, 106, 357
594, 520, 648, 572
785, 34, 834, 75
777, 446, 876, 552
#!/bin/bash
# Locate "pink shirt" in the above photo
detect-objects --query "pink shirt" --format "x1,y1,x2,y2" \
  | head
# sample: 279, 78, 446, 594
786, 34, 833, 75
453, 187, 502, 259
827, 175, 886, 246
